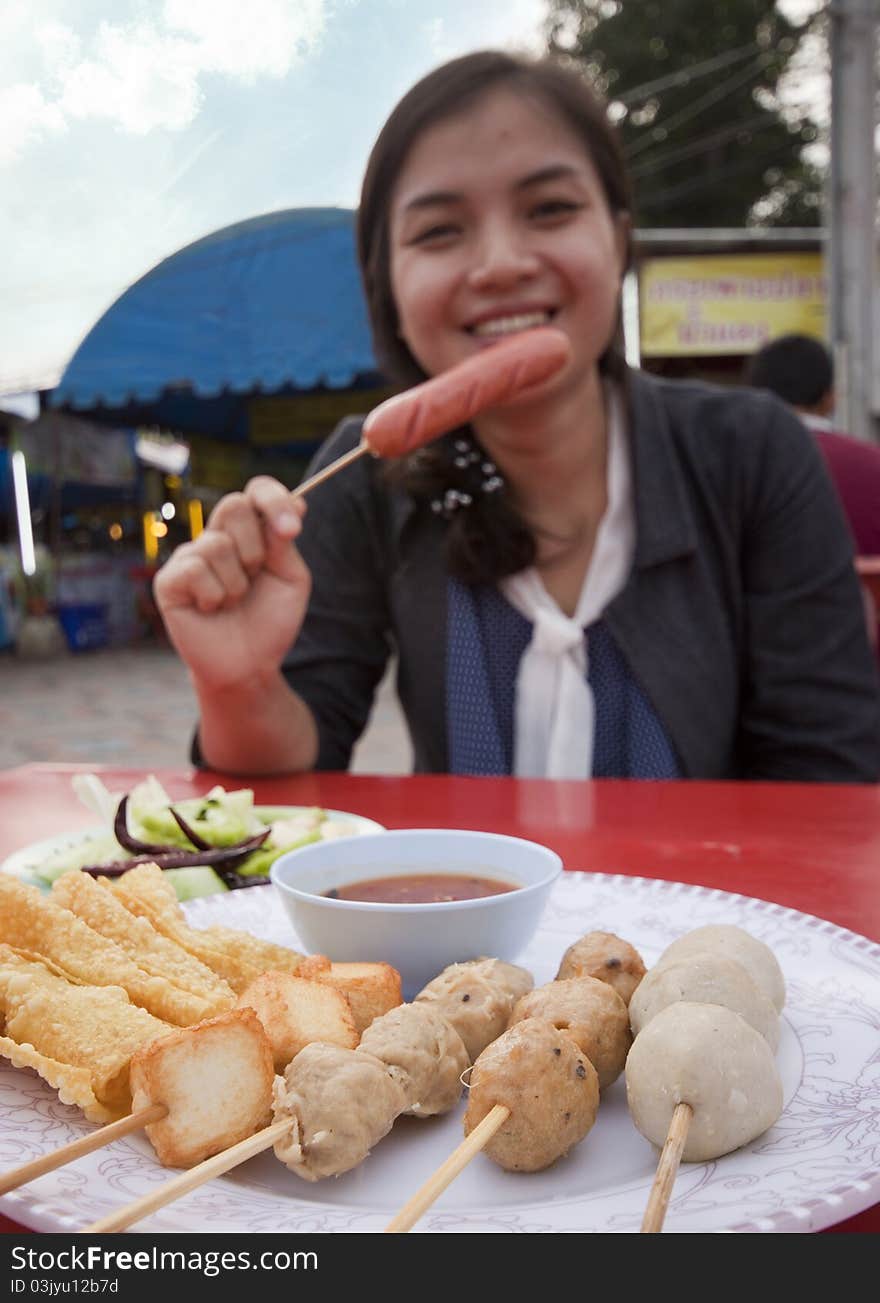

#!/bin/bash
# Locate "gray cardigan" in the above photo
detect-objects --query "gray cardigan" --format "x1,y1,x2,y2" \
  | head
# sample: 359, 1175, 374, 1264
280, 367, 880, 781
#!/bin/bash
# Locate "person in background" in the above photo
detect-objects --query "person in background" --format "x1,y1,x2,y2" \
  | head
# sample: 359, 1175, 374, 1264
745, 333, 880, 651
745, 333, 880, 556
154, 52, 880, 783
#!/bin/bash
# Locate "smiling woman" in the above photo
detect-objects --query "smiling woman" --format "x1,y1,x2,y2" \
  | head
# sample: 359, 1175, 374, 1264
152, 49, 880, 787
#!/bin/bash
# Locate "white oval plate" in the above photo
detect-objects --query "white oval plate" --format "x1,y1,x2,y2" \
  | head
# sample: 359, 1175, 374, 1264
0, 806, 385, 888
1, 873, 878, 1234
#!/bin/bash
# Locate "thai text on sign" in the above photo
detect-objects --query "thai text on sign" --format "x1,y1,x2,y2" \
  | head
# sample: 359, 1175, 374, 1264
639, 253, 827, 357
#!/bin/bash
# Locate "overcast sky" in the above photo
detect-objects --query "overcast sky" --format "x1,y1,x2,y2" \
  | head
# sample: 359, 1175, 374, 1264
1, 0, 824, 397
1, 0, 548, 394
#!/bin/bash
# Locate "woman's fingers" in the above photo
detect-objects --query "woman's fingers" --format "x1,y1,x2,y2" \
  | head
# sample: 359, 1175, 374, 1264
154, 544, 231, 615
210, 478, 306, 540
206, 480, 307, 576
262, 524, 312, 590
156, 477, 309, 613
205, 492, 267, 576
190, 529, 253, 607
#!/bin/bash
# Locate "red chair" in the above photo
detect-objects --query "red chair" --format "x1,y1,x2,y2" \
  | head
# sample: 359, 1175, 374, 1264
855, 557, 880, 654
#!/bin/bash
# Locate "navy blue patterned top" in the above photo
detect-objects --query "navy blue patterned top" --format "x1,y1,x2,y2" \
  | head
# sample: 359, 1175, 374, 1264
447, 578, 680, 778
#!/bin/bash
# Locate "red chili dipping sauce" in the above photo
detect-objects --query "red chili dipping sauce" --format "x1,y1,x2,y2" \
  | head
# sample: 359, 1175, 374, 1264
324, 873, 518, 903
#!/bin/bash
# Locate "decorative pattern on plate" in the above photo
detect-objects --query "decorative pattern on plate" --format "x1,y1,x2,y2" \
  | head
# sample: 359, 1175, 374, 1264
1, 874, 878, 1234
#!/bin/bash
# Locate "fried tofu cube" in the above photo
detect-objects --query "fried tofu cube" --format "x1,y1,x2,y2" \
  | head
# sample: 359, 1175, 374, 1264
296, 954, 332, 979
129, 1008, 274, 1168
236, 971, 358, 1071
313, 962, 403, 1034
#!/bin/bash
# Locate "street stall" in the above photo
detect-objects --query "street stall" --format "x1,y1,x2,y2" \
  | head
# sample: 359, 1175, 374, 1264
49, 206, 389, 485
1, 411, 144, 651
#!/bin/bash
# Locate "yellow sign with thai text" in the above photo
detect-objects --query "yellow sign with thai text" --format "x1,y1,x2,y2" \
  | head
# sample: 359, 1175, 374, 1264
639, 253, 827, 356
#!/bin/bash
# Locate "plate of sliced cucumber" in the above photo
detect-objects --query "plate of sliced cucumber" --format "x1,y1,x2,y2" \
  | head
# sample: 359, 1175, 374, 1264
0, 773, 384, 901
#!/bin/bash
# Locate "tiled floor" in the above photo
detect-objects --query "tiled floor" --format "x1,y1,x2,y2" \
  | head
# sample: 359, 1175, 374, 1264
0, 641, 412, 774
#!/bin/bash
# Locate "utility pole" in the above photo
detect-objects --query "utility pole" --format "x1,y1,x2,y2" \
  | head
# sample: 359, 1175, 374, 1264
828, 0, 879, 441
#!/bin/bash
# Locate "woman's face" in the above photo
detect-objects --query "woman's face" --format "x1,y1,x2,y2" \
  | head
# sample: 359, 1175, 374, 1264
388, 87, 629, 406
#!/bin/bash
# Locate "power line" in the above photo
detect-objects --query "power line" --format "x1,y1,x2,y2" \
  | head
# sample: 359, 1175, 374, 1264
629, 113, 781, 177
635, 139, 817, 208
615, 40, 762, 105
624, 52, 777, 159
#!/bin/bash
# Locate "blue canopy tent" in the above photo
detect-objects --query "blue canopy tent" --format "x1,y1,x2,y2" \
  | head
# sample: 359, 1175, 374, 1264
49, 207, 384, 441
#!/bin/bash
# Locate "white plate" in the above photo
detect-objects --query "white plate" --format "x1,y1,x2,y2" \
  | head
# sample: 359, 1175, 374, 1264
0, 806, 386, 888
1, 873, 879, 1235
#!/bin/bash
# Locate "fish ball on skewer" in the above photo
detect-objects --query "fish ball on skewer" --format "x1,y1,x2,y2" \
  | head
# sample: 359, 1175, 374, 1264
625, 1002, 783, 1162
655, 925, 785, 1012
508, 976, 631, 1089
556, 931, 647, 1006
414, 958, 534, 1061
629, 955, 779, 1051
273, 1043, 408, 1181
358, 1003, 469, 1117
463, 1018, 600, 1172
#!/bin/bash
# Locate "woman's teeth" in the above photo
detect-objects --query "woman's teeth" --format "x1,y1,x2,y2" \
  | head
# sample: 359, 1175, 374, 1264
471, 312, 552, 337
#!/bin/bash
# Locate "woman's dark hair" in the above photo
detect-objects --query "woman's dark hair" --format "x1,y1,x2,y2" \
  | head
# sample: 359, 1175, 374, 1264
356, 50, 635, 585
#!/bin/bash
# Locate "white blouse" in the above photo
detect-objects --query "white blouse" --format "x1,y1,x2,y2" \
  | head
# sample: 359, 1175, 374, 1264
499, 388, 635, 778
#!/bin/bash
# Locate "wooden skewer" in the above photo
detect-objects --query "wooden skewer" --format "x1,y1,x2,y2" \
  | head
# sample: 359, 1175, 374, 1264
385, 1103, 510, 1234
290, 442, 371, 499
82, 1117, 293, 1234
640, 1101, 693, 1233
0, 1104, 168, 1196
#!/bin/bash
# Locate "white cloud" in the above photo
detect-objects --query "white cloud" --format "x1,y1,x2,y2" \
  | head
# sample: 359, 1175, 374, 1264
163, 0, 326, 81
0, 0, 552, 389
420, 0, 545, 62
0, 84, 67, 165
59, 20, 207, 133
1, 0, 329, 159
36, 19, 83, 79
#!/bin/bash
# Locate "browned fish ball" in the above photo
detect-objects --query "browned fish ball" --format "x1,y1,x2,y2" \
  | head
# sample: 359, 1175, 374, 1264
555, 931, 647, 1006
463, 1018, 599, 1172
414, 958, 533, 1061
508, 976, 631, 1089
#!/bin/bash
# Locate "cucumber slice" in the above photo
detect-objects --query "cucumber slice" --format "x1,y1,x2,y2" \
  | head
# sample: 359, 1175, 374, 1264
33, 833, 130, 886
131, 786, 259, 847
163, 867, 229, 900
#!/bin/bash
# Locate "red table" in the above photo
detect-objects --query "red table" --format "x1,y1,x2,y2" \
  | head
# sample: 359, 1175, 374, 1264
2, 763, 878, 1234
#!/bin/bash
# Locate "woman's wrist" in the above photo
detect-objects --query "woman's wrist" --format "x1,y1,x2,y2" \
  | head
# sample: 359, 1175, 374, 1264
193, 668, 319, 774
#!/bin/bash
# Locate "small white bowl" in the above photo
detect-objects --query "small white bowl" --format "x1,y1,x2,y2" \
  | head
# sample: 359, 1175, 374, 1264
269, 828, 562, 997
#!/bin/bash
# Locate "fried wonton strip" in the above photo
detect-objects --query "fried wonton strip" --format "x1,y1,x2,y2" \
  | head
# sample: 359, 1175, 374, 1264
50, 871, 235, 1014
198, 926, 307, 983
0, 949, 170, 1119
108, 866, 304, 994
0, 1035, 113, 1124
0, 878, 216, 1026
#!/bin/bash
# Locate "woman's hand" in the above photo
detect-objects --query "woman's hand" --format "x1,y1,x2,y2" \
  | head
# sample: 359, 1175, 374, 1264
153, 477, 311, 693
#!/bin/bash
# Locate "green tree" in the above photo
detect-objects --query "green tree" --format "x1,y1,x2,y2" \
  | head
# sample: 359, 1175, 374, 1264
546, 0, 824, 228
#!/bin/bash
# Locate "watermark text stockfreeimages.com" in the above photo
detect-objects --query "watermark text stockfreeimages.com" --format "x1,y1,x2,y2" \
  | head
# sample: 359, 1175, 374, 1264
9, 1245, 317, 1281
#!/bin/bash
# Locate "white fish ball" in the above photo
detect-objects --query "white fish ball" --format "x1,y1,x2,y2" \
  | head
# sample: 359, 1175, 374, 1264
625, 1002, 783, 1162
629, 954, 779, 1051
